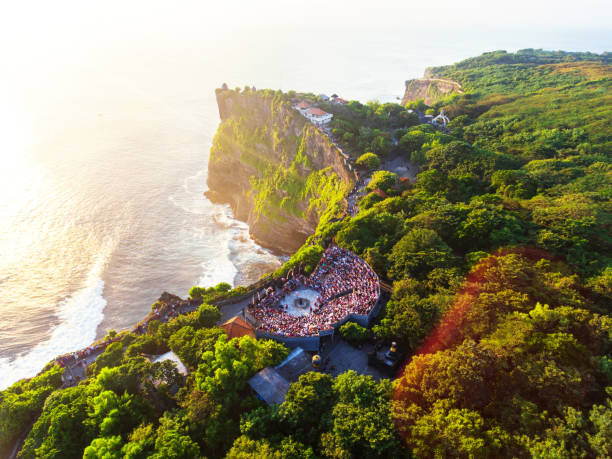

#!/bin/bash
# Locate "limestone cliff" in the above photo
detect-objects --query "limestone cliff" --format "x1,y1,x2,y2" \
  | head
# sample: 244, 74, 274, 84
401, 73, 463, 106
207, 88, 356, 254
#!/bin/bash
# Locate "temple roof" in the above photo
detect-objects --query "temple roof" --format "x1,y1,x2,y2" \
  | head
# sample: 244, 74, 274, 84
220, 316, 255, 339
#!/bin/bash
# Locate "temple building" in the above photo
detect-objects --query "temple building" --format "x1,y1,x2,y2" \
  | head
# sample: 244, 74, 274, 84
303, 107, 333, 125
220, 316, 256, 339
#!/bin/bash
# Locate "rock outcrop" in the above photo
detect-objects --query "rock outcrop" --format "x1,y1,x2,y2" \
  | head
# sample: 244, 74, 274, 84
401, 75, 463, 106
207, 88, 356, 254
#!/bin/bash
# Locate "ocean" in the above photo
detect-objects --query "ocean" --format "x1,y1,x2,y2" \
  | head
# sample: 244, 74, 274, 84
0, 15, 609, 389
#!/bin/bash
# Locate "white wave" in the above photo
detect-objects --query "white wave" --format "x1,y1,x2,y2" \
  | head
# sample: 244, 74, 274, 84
198, 253, 238, 289
168, 194, 208, 216
0, 244, 112, 390
183, 168, 207, 193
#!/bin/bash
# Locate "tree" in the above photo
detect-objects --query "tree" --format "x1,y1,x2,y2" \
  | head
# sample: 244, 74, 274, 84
387, 228, 457, 280
192, 303, 222, 328
335, 209, 403, 255
355, 152, 381, 171
197, 336, 288, 402
83, 435, 123, 459
151, 415, 200, 459
587, 388, 612, 458
339, 321, 371, 343
321, 372, 402, 458
168, 326, 225, 369
0, 365, 64, 457
195, 336, 288, 454
85, 390, 145, 438
374, 278, 449, 348
120, 423, 156, 459
406, 400, 505, 458
20, 385, 93, 459
279, 372, 335, 445
366, 171, 398, 192
399, 131, 429, 154
188, 286, 206, 298
227, 436, 315, 459
88, 342, 124, 376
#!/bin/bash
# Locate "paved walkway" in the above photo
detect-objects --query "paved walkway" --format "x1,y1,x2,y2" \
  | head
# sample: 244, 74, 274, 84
218, 296, 251, 324
347, 177, 368, 217
319, 339, 383, 380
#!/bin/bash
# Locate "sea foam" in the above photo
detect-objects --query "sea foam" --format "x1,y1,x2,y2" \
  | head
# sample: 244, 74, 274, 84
0, 244, 112, 390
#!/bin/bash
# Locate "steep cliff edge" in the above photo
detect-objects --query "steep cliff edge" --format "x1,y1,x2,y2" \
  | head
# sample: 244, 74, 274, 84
401, 73, 463, 106
207, 88, 356, 254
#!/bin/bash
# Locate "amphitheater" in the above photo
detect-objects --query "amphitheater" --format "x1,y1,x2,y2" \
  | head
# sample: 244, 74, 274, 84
246, 246, 381, 351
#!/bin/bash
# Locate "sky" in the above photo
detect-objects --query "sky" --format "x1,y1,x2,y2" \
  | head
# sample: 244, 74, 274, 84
1, 0, 611, 50
0, 0, 608, 87
0, 0, 609, 161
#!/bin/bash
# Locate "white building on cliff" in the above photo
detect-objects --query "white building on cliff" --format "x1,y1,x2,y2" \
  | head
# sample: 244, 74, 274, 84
293, 101, 333, 126
304, 107, 333, 125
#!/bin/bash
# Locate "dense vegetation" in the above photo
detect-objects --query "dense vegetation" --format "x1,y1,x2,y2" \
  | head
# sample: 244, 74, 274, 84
297, 93, 421, 160
272, 49, 612, 457
1, 49, 610, 458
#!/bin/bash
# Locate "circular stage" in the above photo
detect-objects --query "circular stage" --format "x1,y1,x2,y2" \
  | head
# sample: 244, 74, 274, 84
279, 288, 320, 317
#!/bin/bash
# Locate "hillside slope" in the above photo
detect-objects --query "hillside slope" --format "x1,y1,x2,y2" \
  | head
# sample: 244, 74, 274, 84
427, 49, 612, 157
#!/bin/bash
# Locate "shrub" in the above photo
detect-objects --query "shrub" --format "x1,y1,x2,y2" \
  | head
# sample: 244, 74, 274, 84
214, 282, 232, 292
356, 152, 381, 171
366, 171, 398, 192
339, 322, 371, 343
188, 286, 207, 299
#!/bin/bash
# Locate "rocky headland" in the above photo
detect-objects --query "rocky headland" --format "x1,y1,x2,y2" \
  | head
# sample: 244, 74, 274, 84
401, 71, 463, 106
206, 87, 356, 253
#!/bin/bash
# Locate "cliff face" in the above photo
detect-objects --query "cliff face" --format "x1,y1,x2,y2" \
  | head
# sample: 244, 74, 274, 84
401, 74, 463, 106
207, 88, 355, 254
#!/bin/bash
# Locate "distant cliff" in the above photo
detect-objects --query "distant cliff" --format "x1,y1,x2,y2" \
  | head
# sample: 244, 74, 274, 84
207, 88, 355, 253
401, 72, 463, 106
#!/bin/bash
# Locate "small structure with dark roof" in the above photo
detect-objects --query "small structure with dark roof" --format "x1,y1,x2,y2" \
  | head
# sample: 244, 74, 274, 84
275, 347, 313, 382
248, 367, 291, 405
248, 347, 314, 405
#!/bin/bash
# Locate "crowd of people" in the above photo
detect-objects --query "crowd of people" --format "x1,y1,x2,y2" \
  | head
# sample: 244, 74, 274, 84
248, 246, 379, 337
